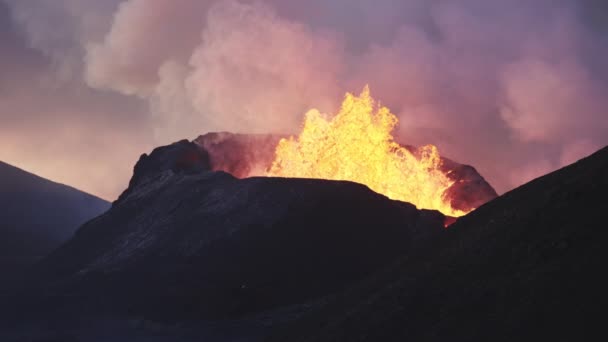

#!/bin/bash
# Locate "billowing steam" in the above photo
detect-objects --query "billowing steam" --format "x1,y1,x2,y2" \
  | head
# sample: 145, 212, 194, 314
2, 0, 608, 198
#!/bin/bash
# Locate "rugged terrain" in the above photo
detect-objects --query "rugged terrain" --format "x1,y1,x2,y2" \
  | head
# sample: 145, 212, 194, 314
4, 136, 595, 342
267, 146, 608, 342
1, 139, 447, 340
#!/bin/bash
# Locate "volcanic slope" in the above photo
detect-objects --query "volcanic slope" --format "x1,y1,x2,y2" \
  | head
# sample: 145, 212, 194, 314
267, 146, 608, 342
0, 161, 109, 275
8, 139, 447, 324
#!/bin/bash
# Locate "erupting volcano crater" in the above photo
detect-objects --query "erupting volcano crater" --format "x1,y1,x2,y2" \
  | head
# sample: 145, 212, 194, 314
193, 87, 497, 217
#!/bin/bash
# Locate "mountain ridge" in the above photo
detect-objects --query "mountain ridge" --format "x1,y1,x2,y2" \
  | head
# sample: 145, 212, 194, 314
0, 160, 107, 200
0, 160, 110, 276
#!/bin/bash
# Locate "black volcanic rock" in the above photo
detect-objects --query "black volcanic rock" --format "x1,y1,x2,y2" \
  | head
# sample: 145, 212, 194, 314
194, 132, 497, 213
115, 139, 211, 204
7, 140, 446, 325
0, 161, 109, 275
267, 146, 608, 342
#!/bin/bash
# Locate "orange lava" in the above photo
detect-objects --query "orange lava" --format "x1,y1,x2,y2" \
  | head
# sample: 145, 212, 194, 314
268, 86, 468, 217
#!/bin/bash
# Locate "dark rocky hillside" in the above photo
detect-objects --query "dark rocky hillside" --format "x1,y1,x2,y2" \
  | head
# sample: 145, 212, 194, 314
0, 161, 109, 275
0, 135, 549, 341
267, 146, 608, 342
3, 140, 446, 330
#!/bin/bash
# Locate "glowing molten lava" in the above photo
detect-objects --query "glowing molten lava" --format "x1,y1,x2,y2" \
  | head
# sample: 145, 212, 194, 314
268, 86, 468, 217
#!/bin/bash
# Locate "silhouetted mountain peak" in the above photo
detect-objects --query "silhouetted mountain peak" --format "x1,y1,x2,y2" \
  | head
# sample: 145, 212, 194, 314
0, 161, 109, 275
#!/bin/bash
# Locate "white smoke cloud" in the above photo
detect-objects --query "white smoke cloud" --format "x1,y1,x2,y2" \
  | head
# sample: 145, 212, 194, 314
184, 1, 344, 134
85, 0, 346, 136
84, 0, 211, 96
500, 58, 606, 143
3, 0, 608, 197
4, 0, 120, 78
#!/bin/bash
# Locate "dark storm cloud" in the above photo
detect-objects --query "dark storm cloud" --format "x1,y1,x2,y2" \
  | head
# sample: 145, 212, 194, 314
1, 0, 607, 199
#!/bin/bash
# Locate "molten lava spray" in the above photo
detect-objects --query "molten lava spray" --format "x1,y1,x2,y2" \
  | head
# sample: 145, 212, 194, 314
268, 86, 468, 217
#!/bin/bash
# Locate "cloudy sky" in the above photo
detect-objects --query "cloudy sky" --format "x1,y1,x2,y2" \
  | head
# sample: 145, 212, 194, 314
1, 0, 607, 201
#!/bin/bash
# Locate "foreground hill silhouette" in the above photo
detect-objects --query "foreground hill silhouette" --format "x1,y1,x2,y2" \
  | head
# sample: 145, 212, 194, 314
0, 161, 109, 275
4, 140, 603, 341
267, 146, 608, 342
3, 139, 446, 337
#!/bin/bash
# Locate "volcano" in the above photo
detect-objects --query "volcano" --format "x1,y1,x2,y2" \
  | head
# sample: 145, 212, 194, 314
8, 139, 449, 318
2, 136, 605, 341
1, 132, 495, 340
196, 88, 498, 216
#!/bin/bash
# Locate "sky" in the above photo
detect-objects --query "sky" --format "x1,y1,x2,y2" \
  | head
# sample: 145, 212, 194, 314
1, 0, 607, 201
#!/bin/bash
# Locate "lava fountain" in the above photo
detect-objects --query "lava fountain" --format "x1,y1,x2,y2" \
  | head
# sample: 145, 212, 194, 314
268, 86, 469, 217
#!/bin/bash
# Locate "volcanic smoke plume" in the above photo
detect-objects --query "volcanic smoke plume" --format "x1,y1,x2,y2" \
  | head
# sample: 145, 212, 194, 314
1, 0, 608, 200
